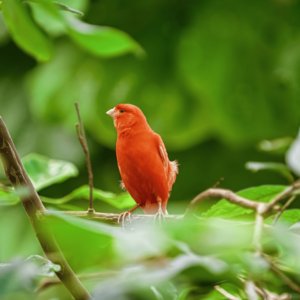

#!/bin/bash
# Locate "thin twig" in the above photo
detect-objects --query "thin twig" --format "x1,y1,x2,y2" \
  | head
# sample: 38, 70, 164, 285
239, 277, 291, 300
264, 180, 300, 214
214, 285, 240, 300
0, 117, 90, 300
272, 196, 296, 226
213, 178, 224, 188
263, 255, 300, 294
74, 102, 94, 213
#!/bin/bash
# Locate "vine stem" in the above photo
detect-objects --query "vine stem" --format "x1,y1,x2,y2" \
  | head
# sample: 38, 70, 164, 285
0, 117, 91, 300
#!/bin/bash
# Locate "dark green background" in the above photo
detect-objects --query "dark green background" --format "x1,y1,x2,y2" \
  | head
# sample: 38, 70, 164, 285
1, 0, 299, 212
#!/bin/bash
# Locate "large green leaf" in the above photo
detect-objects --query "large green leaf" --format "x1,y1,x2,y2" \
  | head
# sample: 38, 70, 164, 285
206, 185, 287, 219
2, 0, 53, 61
22, 153, 78, 191
28, 0, 66, 37
41, 185, 136, 209
65, 16, 145, 58
28, 0, 84, 37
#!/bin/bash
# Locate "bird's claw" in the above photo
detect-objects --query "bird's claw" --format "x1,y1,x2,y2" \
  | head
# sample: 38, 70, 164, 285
153, 203, 166, 225
118, 211, 132, 230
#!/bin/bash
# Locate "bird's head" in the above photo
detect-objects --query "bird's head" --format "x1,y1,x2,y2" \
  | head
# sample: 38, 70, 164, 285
106, 104, 148, 132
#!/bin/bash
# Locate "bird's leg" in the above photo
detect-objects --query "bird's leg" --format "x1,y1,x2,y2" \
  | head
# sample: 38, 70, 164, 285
118, 203, 140, 229
153, 202, 166, 225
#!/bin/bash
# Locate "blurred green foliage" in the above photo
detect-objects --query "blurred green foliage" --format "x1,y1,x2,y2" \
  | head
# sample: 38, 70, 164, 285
0, 0, 300, 203
1, 0, 300, 299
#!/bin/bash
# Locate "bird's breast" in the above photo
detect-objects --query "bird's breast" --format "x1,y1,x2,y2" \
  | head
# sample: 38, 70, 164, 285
116, 133, 169, 203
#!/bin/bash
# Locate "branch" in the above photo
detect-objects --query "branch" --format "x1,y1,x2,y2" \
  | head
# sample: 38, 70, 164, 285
74, 102, 94, 213
245, 281, 258, 300
252, 206, 265, 253
264, 180, 300, 214
0, 117, 91, 300
239, 277, 291, 300
272, 195, 296, 226
185, 188, 260, 217
263, 255, 300, 294
53, 211, 183, 225
214, 285, 240, 300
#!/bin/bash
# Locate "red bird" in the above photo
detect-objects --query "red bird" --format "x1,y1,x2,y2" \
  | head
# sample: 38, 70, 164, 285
106, 104, 178, 223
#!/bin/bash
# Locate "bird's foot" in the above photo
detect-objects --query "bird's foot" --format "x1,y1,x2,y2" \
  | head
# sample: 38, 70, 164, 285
153, 202, 166, 225
118, 211, 132, 230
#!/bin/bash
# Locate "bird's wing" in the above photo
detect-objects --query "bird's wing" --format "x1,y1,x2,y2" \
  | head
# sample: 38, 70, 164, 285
155, 134, 179, 191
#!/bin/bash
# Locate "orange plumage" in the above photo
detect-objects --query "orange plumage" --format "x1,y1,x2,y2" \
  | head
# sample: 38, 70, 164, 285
107, 104, 178, 215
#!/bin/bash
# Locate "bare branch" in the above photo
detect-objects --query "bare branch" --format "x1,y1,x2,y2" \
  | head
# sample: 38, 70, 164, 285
253, 211, 264, 253
51, 211, 183, 225
74, 102, 94, 213
263, 256, 300, 294
239, 277, 291, 300
272, 195, 296, 226
214, 285, 240, 300
264, 180, 300, 214
245, 281, 258, 300
0, 117, 90, 300
185, 188, 260, 217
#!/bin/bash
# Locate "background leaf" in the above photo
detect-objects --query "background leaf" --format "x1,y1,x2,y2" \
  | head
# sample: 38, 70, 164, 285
0, 188, 19, 205
41, 185, 136, 209
2, 0, 53, 61
257, 137, 294, 154
286, 128, 300, 176
245, 161, 294, 183
206, 185, 287, 219
28, 0, 66, 37
22, 153, 78, 191
66, 16, 144, 57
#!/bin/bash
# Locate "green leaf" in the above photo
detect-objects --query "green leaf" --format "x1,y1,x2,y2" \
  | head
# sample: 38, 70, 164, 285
2, 0, 53, 61
41, 185, 136, 209
26, 254, 61, 276
22, 153, 78, 191
276, 209, 300, 227
257, 137, 293, 154
0, 188, 19, 205
53, 2, 84, 16
65, 15, 145, 58
245, 161, 294, 183
206, 185, 287, 219
28, 0, 66, 37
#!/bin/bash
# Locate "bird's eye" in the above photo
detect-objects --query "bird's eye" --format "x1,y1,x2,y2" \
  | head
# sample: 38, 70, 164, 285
120, 110, 125, 113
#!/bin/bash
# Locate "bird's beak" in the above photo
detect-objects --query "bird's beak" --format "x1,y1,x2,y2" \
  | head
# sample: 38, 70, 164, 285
106, 108, 115, 118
